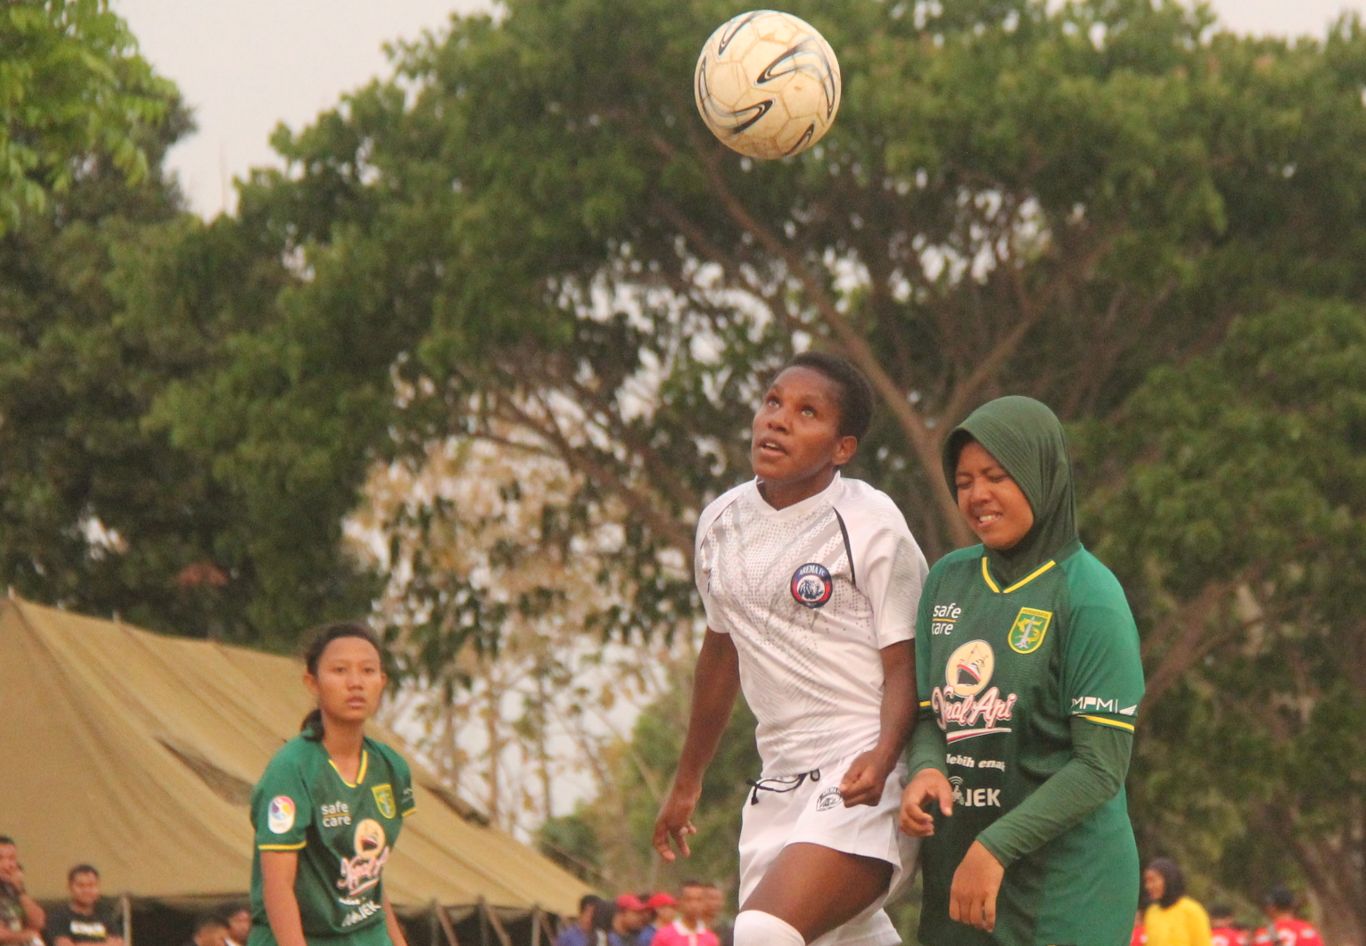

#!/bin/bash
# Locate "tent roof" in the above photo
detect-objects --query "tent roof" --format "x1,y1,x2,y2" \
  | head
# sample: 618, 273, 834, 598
0, 596, 590, 913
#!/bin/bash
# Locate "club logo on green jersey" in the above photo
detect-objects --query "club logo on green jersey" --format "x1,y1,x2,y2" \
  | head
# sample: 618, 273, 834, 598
372, 784, 397, 819
1007, 608, 1052, 654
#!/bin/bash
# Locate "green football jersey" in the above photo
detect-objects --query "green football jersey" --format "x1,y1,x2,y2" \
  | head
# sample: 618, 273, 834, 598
916, 544, 1144, 946
248, 734, 414, 945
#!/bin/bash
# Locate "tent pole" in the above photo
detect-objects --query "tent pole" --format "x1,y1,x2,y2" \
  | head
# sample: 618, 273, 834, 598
436, 904, 461, 946
478, 898, 513, 946
120, 894, 132, 945
535, 906, 558, 946
529, 906, 541, 946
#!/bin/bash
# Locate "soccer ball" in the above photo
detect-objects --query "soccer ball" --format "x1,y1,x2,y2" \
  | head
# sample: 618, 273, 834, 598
693, 10, 842, 160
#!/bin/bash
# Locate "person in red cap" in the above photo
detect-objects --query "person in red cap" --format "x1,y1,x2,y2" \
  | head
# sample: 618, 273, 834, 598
638, 893, 678, 946
608, 895, 647, 946
653, 883, 718, 946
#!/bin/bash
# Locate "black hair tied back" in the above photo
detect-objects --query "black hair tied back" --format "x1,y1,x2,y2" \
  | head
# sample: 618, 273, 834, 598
299, 621, 384, 740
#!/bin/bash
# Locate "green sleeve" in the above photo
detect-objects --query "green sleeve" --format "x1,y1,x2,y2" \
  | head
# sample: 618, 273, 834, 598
395, 749, 416, 816
907, 713, 948, 775
252, 743, 313, 851
907, 586, 947, 775
975, 717, 1131, 867
1060, 560, 1144, 731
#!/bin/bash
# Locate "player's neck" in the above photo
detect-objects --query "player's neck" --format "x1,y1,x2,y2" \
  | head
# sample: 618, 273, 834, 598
321, 722, 366, 767
757, 468, 838, 510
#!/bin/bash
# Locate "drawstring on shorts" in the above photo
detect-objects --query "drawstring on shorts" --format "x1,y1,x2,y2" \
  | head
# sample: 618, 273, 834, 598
746, 768, 821, 805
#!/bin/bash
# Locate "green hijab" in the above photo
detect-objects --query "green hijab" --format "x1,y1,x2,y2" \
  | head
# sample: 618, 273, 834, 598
942, 396, 1081, 585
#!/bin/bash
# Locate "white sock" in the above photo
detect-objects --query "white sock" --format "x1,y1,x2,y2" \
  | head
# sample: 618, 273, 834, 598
733, 910, 805, 946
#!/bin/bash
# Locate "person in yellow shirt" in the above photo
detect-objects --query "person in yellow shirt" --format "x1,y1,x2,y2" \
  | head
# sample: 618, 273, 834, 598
1143, 858, 1213, 946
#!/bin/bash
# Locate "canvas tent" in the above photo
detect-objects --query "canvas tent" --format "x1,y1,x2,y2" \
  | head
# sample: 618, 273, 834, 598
0, 596, 592, 945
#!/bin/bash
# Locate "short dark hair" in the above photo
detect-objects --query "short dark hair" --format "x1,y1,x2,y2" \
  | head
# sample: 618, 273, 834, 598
68, 864, 99, 883
1263, 886, 1295, 911
1145, 858, 1185, 909
578, 894, 602, 913
785, 351, 875, 441
0, 836, 14, 846
194, 914, 228, 934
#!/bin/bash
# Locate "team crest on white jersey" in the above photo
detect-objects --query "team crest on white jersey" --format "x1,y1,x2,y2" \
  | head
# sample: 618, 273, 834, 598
790, 562, 833, 608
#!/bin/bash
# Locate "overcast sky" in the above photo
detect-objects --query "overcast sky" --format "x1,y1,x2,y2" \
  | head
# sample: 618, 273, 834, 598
115, 0, 1366, 218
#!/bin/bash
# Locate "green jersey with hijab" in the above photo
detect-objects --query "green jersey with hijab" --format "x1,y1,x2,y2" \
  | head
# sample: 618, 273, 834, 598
914, 397, 1144, 946
248, 734, 414, 945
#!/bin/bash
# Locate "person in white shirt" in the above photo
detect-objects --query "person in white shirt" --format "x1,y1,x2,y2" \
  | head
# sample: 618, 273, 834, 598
653, 352, 927, 946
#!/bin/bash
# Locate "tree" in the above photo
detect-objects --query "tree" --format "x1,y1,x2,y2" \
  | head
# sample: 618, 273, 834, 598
1079, 298, 1365, 945
0, 0, 174, 232
60, 0, 1363, 919
536, 667, 761, 897
354, 431, 697, 836
166, 0, 1366, 642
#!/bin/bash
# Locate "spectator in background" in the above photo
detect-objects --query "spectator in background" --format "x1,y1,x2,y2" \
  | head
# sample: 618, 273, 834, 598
558, 895, 604, 946
636, 892, 660, 946
46, 864, 125, 946
1210, 905, 1248, 946
648, 893, 678, 931
653, 882, 718, 946
222, 903, 251, 946
608, 895, 647, 946
699, 884, 731, 946
1142, 858, 1212, 946
1132, 909, 1149, 946
188, 915, 229, 946
0, 836, 42, 946
1255, 886, 1324, 946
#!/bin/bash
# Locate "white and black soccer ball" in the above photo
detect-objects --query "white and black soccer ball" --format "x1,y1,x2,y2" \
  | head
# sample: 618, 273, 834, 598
693, 10, 842, 160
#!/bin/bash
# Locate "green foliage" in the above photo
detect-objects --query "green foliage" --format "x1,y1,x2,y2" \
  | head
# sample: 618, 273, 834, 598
1077, 298, 1365, 935
0, 0, 174, 233
544, 678, 760, 896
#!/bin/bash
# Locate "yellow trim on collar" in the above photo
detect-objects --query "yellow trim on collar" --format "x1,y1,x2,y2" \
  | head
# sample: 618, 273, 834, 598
980, 556, 1057, 594
1080, 714, 1135, 732
329, 750, 369, 788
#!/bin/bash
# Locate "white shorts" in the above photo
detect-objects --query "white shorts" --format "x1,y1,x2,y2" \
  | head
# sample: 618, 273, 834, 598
736, 752, 920, 946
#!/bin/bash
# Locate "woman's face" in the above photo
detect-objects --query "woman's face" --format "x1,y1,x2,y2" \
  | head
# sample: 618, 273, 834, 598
305, 636, 386, 725
750, 366, 855, 508
954, 440, 1035, 550
1143, 868, 1166, 903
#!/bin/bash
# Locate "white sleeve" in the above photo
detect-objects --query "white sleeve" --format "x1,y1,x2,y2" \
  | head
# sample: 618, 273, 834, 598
694, 488, 741, 634
844, 491, 928, 648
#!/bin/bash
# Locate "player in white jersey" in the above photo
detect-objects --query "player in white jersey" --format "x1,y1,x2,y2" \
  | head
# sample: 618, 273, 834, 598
653, 352, 928, 946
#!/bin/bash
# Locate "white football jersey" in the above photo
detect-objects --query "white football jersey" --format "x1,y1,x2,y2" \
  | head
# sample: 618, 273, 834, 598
696, 474, 927, 774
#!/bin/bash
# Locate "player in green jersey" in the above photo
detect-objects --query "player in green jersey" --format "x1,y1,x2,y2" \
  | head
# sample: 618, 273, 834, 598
249, 623, 415, 946
899, 396, 1144, 946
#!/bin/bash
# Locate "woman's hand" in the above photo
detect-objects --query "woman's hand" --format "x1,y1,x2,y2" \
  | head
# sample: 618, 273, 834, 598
949, 841, 1005, 932
839, 750, 896, 807
898, 768, 953, 836
652, 782, 701, 862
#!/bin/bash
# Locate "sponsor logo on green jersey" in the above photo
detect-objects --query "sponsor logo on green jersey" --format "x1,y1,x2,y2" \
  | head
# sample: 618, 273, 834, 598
934, 640, 1019, 742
